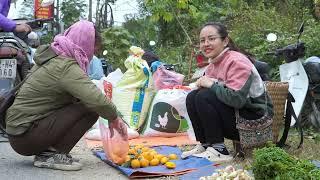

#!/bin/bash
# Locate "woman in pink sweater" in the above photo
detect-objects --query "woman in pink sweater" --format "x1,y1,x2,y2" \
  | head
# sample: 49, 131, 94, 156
182, 22, 273, 162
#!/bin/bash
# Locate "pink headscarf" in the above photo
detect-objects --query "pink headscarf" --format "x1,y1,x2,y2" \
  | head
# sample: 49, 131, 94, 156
51, 20, 95, 73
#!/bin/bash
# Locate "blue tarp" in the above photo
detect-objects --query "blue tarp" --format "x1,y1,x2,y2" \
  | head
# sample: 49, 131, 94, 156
93, 145, 214, 178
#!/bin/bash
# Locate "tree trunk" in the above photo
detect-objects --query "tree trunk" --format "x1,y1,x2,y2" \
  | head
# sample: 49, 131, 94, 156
315, 5, 320, 18
88, 0, 93, 22
96, 0, 100, 29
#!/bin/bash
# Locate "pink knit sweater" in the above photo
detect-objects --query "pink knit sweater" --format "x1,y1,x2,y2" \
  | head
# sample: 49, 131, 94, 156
205, 50, 253, 91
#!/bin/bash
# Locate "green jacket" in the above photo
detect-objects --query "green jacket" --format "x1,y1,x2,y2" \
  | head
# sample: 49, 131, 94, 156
5, 45, 118, 135
210, 73, 273, 119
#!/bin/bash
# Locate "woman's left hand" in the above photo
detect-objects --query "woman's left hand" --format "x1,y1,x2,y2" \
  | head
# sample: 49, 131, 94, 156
196, 76, 217, 88
108, 117, 128, 140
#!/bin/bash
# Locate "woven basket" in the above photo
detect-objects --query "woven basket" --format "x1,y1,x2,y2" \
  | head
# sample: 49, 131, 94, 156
265, 81, 289, 143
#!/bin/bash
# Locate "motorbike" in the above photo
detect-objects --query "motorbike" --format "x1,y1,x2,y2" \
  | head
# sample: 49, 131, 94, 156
0, 18, 52, 134
267, 22, 320, 147
0, 18, 52, 94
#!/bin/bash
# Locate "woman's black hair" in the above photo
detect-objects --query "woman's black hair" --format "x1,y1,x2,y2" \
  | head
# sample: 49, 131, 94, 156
142, 51, 159, 67
201, 22, 255, 63
94, 27, 102, 47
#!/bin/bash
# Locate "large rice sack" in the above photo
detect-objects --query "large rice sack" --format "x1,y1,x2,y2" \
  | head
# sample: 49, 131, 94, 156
112, 47, 155, 130
141, 88, 195, 138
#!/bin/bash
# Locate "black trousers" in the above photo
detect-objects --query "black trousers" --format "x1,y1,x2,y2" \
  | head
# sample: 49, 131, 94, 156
186, 88, 240, 144
9, 103, 98, 156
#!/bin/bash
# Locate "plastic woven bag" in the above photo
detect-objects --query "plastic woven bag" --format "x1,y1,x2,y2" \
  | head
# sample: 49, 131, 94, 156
112, 49, 155, 130
99, 119, 129, 165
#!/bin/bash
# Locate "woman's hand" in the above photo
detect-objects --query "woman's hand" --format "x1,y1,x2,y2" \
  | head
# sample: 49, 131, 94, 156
14, 24, 32, 34
108, 117, 128, 140
196, 76, 217, 88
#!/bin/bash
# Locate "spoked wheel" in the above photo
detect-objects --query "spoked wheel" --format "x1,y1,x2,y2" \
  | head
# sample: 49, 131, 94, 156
309, 100, 320, 130
300, 93, 320, 131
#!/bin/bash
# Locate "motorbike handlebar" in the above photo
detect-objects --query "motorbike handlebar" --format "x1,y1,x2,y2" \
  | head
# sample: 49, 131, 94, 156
17, 18, 54, 30
271, 42, 305, 63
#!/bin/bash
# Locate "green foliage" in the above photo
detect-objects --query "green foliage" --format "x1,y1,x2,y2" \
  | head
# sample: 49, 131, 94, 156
252, 146, 320, 179
60, 0, 87, 28
155, 45, 191, 75
19, 0, 34, 19
40, 31, 54, 45
122, 17, 158, 49
302, 18, 320, 58
101, 27, 134, 72
132, 0, 320, 81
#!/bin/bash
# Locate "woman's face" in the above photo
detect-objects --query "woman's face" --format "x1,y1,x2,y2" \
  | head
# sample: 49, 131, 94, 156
199, 26, 228, 59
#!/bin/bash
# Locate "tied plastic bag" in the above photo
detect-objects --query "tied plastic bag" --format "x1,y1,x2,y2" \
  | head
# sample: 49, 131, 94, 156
85, 117, 140, 140
99, 119, 129, 165
153, 66, 184, 90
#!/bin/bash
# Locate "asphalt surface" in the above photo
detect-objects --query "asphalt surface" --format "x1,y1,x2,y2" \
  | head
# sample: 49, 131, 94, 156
0, 135, 128, 180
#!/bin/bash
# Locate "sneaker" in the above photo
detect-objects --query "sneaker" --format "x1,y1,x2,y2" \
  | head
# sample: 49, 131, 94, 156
45, 148, 80, 162
181, 144, 206, 159
66, 154, 80, 162
34, 152, 82, 171
192, 147, 233, 163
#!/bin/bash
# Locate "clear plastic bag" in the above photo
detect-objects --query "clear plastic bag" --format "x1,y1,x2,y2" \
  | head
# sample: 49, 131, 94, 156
99, 119, 129, 165
153, 66, 184, 90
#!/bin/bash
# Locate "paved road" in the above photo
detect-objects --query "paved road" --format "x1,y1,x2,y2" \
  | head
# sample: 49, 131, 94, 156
0, 135, 128, 180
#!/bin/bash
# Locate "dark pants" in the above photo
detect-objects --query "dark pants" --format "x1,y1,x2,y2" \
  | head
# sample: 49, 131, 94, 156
8, 103, 98, 156
186, 88, 240, 144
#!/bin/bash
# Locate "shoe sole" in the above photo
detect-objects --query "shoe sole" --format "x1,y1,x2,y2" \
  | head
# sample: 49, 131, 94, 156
181, 150, 206, 159
181, 147, 206, 159
34, 161, 82, 171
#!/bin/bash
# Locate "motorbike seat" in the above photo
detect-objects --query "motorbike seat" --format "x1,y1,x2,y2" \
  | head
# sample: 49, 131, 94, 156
254, 60, 271, 81
0, 46, 18, 58
254, 60, 270, 74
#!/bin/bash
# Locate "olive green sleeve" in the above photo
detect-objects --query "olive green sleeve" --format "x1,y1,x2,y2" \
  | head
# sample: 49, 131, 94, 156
209, 74, 253, 109
59, 63, 118, 121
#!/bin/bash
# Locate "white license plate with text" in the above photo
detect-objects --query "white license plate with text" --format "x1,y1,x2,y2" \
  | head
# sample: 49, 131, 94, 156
0, 59, 17, 79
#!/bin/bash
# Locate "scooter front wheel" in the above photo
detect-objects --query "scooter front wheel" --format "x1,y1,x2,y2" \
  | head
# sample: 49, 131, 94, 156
300, 93, 320, 131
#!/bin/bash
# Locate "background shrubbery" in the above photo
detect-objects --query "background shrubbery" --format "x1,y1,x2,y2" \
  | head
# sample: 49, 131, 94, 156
101, 0, 320, 81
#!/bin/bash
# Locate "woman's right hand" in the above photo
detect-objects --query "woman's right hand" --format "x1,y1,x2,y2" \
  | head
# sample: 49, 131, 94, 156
14, 24, 32, 34
196, 76, 217, 88
108, 117, 128, 140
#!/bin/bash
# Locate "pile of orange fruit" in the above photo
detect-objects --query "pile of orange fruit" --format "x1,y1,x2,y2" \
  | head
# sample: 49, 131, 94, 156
121, 144, 178, 169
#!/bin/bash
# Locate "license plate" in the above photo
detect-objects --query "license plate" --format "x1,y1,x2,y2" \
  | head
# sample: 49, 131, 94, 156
0, 59, 17, 79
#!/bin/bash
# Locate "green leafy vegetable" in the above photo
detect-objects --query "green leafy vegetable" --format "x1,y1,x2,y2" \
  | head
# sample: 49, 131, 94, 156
252, 147, 320, 180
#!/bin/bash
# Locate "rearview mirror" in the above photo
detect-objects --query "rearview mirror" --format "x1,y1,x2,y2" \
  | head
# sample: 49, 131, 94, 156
266, 33, 277, 42
41, 0, 54, 7
298, 21, 304, 34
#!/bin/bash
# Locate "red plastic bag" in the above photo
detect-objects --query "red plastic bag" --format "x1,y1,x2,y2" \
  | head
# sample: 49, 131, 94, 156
103, 80, 113, 99
99, 119, 129, 165
153, 66, 184, 90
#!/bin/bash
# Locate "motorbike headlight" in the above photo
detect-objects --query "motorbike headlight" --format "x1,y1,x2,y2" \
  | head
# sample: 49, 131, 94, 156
27, 32, 40, 48
27, 31, 39, 40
